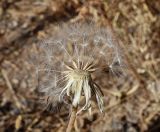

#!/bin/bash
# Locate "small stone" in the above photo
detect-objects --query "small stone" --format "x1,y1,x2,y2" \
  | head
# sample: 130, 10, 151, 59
12, 78, 19, 85
20, 81, 27, 89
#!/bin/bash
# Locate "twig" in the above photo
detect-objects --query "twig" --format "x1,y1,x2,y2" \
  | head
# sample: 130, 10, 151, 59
66, 106, 77, 132
1, 69, 24, 109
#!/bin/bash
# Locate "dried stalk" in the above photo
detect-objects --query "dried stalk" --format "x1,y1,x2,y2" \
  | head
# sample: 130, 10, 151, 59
66, 107, 77, 132
1, 69, 25, 109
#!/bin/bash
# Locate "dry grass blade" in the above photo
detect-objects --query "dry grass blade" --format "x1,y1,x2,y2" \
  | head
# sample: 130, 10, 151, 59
1, 69, 25, 110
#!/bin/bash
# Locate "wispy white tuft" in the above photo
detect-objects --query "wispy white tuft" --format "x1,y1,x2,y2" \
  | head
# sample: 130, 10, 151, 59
35, 22, 125, 114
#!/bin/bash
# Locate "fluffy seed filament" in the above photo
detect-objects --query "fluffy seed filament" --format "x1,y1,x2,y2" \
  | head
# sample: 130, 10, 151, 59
60, 60, 104, 114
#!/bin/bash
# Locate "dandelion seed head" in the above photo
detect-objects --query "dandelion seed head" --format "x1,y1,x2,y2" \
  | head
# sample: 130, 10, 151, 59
36, 22, 125, 113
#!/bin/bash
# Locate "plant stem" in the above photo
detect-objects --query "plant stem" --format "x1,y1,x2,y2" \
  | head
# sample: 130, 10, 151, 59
66, 106, 77, 132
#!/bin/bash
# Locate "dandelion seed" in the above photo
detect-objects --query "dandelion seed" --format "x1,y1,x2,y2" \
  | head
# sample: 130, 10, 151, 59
36, 22, 125, 114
